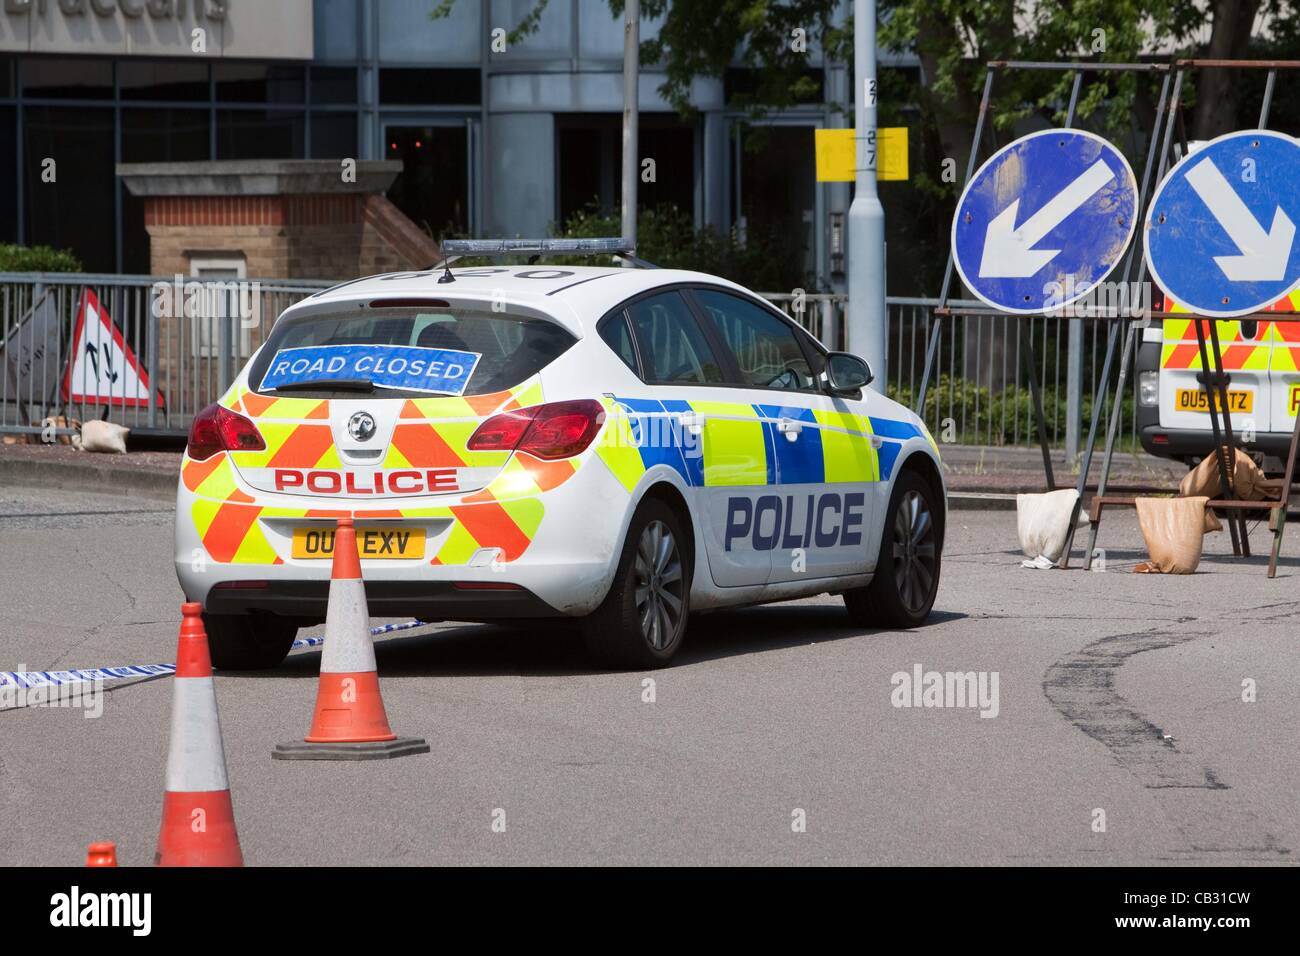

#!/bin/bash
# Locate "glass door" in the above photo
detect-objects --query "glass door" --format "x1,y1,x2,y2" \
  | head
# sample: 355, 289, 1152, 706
381, 116, 479, 241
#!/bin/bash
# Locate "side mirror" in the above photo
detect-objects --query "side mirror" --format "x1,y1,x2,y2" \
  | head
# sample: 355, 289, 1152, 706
825, 352, 873, 394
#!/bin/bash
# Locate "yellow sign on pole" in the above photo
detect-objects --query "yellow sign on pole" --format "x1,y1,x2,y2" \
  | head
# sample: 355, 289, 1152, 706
815, 127, 908, 182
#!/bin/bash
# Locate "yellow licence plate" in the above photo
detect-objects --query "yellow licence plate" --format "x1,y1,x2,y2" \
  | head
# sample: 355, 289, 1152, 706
291, 526, 425, 560
1174, 388, 1253, 414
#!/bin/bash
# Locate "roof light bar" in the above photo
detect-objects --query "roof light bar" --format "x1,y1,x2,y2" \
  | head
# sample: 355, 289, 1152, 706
440, 238, 632, 256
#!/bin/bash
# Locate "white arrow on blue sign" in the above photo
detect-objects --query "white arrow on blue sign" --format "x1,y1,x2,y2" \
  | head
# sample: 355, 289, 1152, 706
1144, 129, 1300, 318
951, 128, 1139, 314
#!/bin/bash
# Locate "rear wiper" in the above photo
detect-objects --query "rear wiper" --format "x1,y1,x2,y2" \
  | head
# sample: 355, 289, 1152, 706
267, 378, 376, 393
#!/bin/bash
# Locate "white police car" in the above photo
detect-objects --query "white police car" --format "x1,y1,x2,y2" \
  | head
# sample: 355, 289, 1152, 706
175, 239, 946, 669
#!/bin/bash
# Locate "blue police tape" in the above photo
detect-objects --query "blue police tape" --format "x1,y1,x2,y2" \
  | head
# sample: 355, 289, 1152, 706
0, 619, 429, 690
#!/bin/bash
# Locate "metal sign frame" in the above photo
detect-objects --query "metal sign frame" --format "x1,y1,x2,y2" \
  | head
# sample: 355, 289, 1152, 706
915, 58, 1300, 576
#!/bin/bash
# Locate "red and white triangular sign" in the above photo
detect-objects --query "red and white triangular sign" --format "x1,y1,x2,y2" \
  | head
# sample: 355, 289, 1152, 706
62, 288, 162, 408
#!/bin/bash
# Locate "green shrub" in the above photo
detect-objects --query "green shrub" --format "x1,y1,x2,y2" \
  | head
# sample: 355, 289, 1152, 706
549, 204, 807, 292
888, 373, 1135, 448
0, 244, 83, 273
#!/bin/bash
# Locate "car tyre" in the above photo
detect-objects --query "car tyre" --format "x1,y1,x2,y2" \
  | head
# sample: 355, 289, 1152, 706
583, 498, 690, 669
845, 469, 942, 628
203, 613, 298, 670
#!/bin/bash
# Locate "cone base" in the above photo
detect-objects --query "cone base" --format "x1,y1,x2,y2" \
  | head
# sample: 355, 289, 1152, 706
154, 790, 243, 867
272, 736, 430, 761
304, 671, 397, 743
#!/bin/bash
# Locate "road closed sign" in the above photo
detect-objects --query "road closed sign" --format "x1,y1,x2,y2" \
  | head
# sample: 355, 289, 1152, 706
951, 128, 1138, 314
1144, 129, 1300, 318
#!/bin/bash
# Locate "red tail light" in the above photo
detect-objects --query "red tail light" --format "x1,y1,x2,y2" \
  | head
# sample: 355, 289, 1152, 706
188, 403, 266, 461
467, 399, 605, 460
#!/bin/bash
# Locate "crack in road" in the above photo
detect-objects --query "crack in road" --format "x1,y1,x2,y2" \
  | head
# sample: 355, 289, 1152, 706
40, 540, 141, 671
1043, 626, 1291, 860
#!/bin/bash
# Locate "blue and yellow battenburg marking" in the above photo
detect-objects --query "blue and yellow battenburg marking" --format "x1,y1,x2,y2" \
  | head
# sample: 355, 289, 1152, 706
596, 396, 926, 491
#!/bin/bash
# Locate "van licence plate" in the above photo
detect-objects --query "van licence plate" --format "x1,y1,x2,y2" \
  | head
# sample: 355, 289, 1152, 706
1174, 388, 1252, 414
291, 526, 425, 560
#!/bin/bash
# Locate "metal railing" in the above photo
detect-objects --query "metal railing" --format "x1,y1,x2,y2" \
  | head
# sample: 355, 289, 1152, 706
0, 273, 1135, 449
765, 293, 1141, 452
1, 272, 333, 438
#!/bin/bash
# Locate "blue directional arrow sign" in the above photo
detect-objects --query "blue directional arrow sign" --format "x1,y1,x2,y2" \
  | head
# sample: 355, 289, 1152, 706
952, 129, 1138, 314
1144, 129, 1300, 318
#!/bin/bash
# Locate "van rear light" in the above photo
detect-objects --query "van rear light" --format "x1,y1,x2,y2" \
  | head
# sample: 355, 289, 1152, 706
188, 403, 266, 461
1138, 371, 1159, 406
1152, 434, 1169, 445
466, 399, 605, 460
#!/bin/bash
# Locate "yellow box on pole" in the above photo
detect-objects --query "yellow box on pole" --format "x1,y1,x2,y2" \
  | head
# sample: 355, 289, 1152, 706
815, 127, 908, 182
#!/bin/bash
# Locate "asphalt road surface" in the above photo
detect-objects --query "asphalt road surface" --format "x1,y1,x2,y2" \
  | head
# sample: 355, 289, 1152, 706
2, 485, 1297, 866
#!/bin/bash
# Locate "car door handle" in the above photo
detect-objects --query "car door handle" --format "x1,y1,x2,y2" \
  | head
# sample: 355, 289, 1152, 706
870, 435, 884, 449
678, 412, 705, 436
777, 418, 803, 441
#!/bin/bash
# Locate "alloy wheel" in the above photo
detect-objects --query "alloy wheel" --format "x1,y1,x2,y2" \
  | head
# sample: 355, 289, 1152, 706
633, 519, 684, 650
891, 490, 937, 614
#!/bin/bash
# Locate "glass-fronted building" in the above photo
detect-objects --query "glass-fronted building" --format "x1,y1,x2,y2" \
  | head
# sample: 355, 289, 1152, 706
1, 0, 870, 288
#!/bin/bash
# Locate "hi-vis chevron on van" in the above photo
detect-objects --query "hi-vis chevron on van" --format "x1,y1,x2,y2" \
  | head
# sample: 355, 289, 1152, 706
1138, 290, 1300, 466
175, 241, 946, 670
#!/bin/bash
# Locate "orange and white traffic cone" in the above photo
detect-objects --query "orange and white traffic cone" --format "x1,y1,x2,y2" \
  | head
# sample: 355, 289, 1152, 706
154, 603, 243, 866
85, 842, 117, 867
274, 517, 428, 761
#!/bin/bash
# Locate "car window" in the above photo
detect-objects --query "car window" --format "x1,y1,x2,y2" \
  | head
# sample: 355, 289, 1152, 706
694, 289, 816, 391
627, 291, 725, 384
599, 313, 640, 375
248, 308, 575, 398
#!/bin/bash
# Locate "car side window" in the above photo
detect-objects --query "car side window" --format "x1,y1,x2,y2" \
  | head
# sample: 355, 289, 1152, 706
626, 291, 725, 385
693, 289, 816, 391
599, 313, 640, 375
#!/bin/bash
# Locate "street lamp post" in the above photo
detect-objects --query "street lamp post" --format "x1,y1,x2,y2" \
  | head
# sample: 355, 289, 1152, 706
847, 0, 887, 379
622, 0, 640, 253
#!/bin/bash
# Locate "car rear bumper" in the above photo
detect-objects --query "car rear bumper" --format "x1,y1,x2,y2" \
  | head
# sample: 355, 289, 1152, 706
175, 450, 638, 618
1137, 404, 1295, 460
202, 579, 562, 623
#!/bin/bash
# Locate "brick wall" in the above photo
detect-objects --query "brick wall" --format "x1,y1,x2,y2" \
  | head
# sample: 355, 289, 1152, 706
142, 194, 439, 279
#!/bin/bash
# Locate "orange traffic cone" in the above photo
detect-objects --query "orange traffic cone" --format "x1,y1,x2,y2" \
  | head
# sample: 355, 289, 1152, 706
85, 842, 117, 867
154, 603, 243, 866
273, 518, 428, 761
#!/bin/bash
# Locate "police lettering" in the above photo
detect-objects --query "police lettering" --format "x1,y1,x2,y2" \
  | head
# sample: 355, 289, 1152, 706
273, 468, 458, 495
724, 493, 865, 551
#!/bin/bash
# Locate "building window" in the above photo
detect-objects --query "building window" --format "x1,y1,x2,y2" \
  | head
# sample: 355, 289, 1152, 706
121, 109, 210, 275
310, 67, 357, 105
214, 63, 305, 104
310, 112, 358, 159
385, 124, 469, 239
20, 58, 113, 100
24, 106, 115, 272
190, 256, 254, 360
119, 60, 210, 102
556, 114, 696, 227
0, 107, 15, 244
379, 68, 480, 105
217, 109, 306, 160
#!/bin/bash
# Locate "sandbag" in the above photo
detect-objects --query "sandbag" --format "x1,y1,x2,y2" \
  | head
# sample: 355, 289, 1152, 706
76, 419, 129, 454
1180, 447, 1283, 500
1016, 488, 1081, 566
1135, 495, 1207, 574
1179, 448, 1281, 533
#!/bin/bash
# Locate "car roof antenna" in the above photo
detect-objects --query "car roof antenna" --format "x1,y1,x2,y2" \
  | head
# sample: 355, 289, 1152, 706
436, 252, 458, 284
